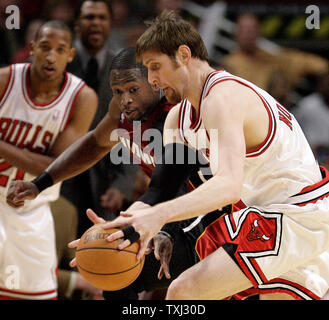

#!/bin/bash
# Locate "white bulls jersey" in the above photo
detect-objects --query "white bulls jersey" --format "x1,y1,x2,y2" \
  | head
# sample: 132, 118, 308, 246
0, 63, 85, 212
178, 70, 322, 207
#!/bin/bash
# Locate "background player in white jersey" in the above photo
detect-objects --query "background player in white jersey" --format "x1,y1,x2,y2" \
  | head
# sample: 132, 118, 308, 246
0, 20, 97, 299
92, 11, 329, 300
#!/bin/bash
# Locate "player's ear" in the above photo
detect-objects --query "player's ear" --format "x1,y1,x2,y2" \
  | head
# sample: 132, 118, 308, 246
177, 45, 191, 65
68, 47, 76, 63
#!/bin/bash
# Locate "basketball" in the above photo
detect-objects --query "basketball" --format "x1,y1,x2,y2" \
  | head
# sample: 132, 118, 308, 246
76, 223, 145, 291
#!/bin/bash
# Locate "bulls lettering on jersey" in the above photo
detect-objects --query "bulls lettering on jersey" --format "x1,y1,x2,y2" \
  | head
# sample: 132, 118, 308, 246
0, 63, 85, 210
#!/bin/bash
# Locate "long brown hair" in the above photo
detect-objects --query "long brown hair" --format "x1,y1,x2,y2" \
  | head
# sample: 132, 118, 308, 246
136, 10, 208, 62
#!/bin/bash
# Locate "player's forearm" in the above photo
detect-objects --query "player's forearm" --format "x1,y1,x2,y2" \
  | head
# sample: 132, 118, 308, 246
0, 140, 54, 176
156, 175, 240, 224
46, 131, 112, 184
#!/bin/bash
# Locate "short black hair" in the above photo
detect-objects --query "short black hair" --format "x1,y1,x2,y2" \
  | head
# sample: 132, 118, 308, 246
111, 47, 148, 78
34, 20, 73, 45
74, 0, 113, 20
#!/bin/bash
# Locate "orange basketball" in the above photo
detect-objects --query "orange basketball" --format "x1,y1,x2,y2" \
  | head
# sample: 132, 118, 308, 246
76, 223, 144, 291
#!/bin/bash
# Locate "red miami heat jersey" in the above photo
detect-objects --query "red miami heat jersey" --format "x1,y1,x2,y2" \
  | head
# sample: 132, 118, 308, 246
0, 63, 85, 211
117, 98, 172, 178
178, 69, 322, 208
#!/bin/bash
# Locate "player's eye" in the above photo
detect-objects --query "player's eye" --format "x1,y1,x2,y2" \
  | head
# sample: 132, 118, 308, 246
114, 89, 122, 95
40, 45, 50, 51
150, 64, 159, 71
129, 87, 139, 94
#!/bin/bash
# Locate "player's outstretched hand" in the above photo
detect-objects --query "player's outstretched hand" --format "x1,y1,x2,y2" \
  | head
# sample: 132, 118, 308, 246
6, 180, 39, 208
103, 207, 166, 260
68, 208, 105, 268
150, 232, 173, 280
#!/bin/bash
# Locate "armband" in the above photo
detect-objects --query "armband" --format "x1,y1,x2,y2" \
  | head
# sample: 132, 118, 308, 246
138, 143, 203, 205
31, 171, 54, 193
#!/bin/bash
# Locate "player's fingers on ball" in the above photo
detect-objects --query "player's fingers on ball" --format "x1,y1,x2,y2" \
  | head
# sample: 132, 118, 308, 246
69, 257, 77, 268
118, 239, 131, 250
104, 215, 131, 230
137, 241, 148, 260
106, 230, 124, 242
86, 208, 105, 224
68, 239, 80, 248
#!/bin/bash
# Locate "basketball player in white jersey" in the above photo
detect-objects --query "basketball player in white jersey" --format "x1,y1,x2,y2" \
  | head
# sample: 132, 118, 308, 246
93, 11, 329, 300
0, 20, 97, 299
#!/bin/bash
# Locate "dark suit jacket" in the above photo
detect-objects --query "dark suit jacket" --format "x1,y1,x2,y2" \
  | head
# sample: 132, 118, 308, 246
66, 50, 113, 130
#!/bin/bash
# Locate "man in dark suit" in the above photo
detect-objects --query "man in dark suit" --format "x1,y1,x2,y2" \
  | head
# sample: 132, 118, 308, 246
62, 0, 137, 237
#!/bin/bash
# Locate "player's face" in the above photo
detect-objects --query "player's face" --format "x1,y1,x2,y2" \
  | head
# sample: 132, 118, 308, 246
110, 68, 160, 122
142, 51, 184, 105
77, 1, 111, 53
30, 27, 75, 81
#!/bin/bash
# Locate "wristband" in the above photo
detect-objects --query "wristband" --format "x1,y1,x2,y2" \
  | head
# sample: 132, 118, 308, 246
158, 230, 174, 244
31, 171, 54, 192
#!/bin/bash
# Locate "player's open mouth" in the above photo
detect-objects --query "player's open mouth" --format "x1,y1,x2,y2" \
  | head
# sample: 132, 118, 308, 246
43, 66, 56, 75
124, 110, 136, 116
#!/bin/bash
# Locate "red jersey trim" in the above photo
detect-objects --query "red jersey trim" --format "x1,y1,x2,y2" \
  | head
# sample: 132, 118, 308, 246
22, 64, 70, 110
290, 166, 329, 206
257, 278, 321, 300
193, 69, 224, 130
60, 81, 86, 131
0, 287, 57, 300
202, 73, 277, 157
178, 99, 189, 144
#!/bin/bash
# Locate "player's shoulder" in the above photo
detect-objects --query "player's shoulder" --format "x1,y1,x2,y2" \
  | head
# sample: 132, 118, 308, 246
0, 65, 12, 89
0, 65, 15, 100
74, 85, 98, 112
76, 84, 97, 103
203, 78, 251, 109
164, 101, 183, 130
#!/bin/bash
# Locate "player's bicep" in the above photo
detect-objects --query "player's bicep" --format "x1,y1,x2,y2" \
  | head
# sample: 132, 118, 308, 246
49, 85, 97, 156
0, 67, 11, 100
202, 93, 246, 187
93, 99, 121, 149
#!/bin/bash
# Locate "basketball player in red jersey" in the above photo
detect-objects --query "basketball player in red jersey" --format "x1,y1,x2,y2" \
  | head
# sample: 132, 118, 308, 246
7, 47, 232, 300
0, 20, 97, 299
95, 11, 329, 300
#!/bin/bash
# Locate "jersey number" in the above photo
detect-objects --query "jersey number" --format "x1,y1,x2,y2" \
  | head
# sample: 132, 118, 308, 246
0, 160, 25, 187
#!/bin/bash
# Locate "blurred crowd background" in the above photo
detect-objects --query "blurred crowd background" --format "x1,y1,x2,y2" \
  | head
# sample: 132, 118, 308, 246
0, 0, 328, 299
1, 0, 328, 159
1, 0, 328, 164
